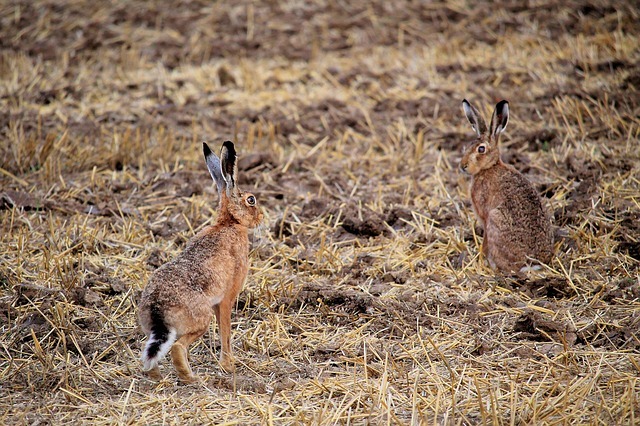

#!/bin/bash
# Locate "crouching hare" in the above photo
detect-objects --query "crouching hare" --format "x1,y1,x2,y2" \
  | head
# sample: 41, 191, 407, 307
138, 141, 263, 382
460, 99, 554, 273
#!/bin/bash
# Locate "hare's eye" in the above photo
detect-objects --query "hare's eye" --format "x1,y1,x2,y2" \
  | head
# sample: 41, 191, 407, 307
477, 145, 486, 154
246, 195, 256, 206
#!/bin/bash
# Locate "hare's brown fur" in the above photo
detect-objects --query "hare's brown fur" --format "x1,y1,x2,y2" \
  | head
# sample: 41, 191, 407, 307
138, 141, 262, 382
460, 100, 554, 272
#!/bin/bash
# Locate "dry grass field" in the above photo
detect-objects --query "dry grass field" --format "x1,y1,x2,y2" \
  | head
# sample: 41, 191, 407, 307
1, 1, 639, 424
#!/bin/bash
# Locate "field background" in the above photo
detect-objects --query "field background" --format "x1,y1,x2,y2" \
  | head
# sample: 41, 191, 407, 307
1, 1, 639, 424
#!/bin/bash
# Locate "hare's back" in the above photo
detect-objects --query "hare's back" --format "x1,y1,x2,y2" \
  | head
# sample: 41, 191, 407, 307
139, 260, 225, 332
140, 261, 195, 305
496, 168, 553, 255
499, 170, 548, 225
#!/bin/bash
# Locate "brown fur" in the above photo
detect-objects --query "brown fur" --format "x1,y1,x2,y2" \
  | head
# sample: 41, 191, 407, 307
460, 100, 554, 273
138, 142, 263, 382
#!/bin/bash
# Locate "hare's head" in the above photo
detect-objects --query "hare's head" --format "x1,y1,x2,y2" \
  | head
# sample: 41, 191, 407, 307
203, 141, 263, 228
459, 99, 509, 175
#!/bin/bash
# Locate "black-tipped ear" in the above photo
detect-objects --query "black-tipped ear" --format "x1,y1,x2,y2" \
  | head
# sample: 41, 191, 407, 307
203, 142, 225, 194
489, 100, 509, 136
462, 99, 487, 136
220, 141, 237, 191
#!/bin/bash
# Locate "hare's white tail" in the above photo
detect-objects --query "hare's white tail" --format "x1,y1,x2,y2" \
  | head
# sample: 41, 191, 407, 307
141, 327, 177, 371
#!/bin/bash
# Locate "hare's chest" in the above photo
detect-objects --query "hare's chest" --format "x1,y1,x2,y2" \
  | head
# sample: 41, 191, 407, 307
470, 179, 492, 226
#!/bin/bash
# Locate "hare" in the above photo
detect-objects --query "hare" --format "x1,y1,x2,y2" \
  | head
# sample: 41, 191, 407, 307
138, 141, 263, 382
459, 99, 554, 273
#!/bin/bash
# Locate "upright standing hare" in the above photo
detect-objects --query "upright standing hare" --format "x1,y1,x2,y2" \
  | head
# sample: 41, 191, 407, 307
459, 99, 554, 273
138, 141, 263, 382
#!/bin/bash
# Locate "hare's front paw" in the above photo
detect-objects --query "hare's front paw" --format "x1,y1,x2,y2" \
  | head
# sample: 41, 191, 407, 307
178, 372, 201, 384
220, 356, 235, 373
146, 366, 163, 381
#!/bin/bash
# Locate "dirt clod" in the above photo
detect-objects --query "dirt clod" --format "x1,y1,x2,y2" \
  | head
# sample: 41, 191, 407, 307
513, 310, 577, 346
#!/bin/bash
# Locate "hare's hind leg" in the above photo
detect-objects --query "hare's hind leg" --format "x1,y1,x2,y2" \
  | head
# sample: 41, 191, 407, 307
214, 302, 235, 373
147, 365, 162, 381
170, 331, 206, 383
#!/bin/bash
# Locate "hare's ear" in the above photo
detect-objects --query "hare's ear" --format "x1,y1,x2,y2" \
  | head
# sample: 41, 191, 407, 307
203, 142, 225, 194
220, 140, 237, 192
462, 99, 487, 136
489, 100, 509, 136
